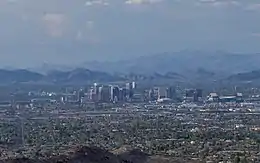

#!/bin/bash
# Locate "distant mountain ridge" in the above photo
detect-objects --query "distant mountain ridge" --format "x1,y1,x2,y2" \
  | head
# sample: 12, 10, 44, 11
0, 68, 120, 84
226, 70, 260, 82
1, 68, 259, 85
81, 51, 260, 78
3, 51, 260, 85
0, 69, 43, 83
0, 68, 187, 85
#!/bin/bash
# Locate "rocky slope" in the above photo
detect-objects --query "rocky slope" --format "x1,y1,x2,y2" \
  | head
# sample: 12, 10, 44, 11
0, 146, 200, 163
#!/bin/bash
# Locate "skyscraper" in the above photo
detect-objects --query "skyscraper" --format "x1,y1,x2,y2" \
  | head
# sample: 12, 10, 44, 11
148, 89, 156, 101
92, 83, 99, 102
194, 89, 203, 102
78, 89, 85, 103
158, 87, 167, 99
132, 82, 136, 89
98, 86, 103, 102
112, 86, 120, 103
109, 85, 114, 101
185, 89, 203, 102
125, 83, 132, 100
126, 82, 133, 100
166, 86, 176, 99
101, 85, 110, 102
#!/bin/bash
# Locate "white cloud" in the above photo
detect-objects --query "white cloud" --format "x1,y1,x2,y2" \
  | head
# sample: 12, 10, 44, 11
246, 3, 260, 11
76, 30, 83, 40
85, 0, 109, 6
42, 13, 66, 37
197, 0, 240, 7
125, 0, 163, 5
86, 21, 94, 29
251, 33, 260, 37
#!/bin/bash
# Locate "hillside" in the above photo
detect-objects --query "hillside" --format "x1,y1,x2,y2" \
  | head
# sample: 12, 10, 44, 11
224, 70, 260, 85
0, 69, 122, 85
0, 69, 188, 85
1, 146, 199, 163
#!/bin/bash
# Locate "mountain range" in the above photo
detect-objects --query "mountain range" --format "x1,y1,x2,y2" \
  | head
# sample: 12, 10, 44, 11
2, 51, 260, 85
0, 68, 186, 85
0, 68, 121, 85
81, 51, 260, 75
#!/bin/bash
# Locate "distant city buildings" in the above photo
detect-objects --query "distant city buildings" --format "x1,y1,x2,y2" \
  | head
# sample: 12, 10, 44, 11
23, 81, 249, 106
158, 87, 167, 99
207, 92, 244, 103
76, 82, 138, 103
185, 89, 203, 102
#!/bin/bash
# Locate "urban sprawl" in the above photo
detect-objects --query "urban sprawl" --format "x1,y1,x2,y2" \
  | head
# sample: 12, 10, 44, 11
0, 82, 260, 162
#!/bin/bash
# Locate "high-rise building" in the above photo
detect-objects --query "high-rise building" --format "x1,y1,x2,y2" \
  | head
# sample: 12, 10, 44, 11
78, 89, 85, 102
132, 82, 136, 89
153, 87, 159, 100
89, 88, 95, 101
166, 86, 176, 99
92, 83, 99, 102
118, 88, 123, 102
193, 89, 203, 102
126, 82, 134, 100
185, 89, 195, 98
93, 83, 98, 93
148, 89, 156, 101
111, 86, 120, 102
158, 87, 167, 99
185, 89, 203, 102
101, 86, 110, 102
118, 88, 127, 102
109, 85, 114, 101
98, 86, 103, 102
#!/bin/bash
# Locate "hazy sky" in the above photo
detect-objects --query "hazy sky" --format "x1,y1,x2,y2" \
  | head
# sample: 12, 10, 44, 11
0, 0, 260, 67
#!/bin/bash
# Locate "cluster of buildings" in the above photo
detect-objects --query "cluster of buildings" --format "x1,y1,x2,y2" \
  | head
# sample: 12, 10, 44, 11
145, 86, 177, 102
207, 92, 243, 103
78, 82, 137, 103
144, 87, 202, 103
184, 89, 203, 102
0, 81, 251, 110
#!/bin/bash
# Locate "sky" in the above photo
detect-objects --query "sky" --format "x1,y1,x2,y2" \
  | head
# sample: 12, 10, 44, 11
0, 0, 260, 67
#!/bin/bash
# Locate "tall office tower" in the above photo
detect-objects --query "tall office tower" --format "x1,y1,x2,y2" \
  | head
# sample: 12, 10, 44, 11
125, 82, 131, 97
98, 86, 103, 102
118, 88, 127, 102
109, 85, 114, 101
166, 86, 176, 99
148, 89, 156, 101
132, 82, 136, 89
196, 89, 203, 98
118, 88, 123, 102
158, 87, 167, 99
193, 89, 203, 102
93, 83, 98, 93
89, 88, 94, 101
86, 88, 92, 101
101, 85, 110, 102
123, 88, 127, 101
93, 83, 98, 102
112, 86, 120, 103
126, 82, 134, 100
153, 87, 159, 100
78, 89, 85, 103
185, 89, 195, 98
185, 89, 203, 102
